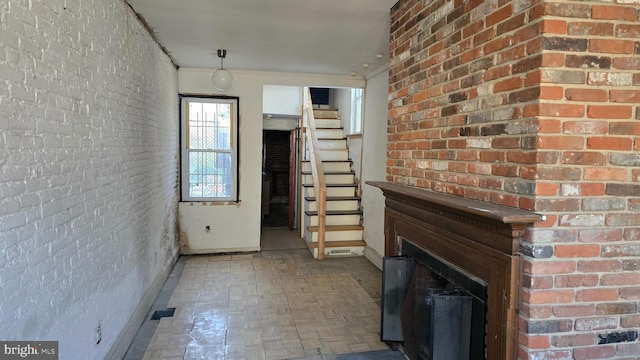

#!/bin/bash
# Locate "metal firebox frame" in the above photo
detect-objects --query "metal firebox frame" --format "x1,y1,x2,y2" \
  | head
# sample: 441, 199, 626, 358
402, 239, 487, 360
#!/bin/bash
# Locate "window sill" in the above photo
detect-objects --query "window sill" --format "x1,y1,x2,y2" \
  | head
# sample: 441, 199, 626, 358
180, 200, 241, 207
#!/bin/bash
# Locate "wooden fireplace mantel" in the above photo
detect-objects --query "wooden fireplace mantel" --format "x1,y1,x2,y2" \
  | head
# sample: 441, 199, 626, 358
367, 181, 541, 359
367, 181, 541, 255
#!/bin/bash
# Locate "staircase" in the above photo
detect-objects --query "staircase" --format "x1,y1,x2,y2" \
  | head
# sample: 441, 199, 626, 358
302, 109, 365, 259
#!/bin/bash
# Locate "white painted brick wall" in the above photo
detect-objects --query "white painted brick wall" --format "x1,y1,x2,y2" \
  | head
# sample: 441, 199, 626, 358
0, 0, 179, 358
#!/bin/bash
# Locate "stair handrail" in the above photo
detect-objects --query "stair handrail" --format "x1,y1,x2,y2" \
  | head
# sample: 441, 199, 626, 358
304, 88, 326, 260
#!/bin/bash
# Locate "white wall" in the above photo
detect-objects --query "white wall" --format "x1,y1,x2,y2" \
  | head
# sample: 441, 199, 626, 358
361, 68, 389, 269
348, 137, 363, 187
329, 88, 364, 182
0, 1, 179, 358
330, 88, 352, 132
262, 117, 298, 131
178, 68, 364, 253
263, 85, 303, 115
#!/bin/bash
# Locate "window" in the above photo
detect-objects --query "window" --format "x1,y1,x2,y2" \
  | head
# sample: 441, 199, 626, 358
181, 97, 238, 201
350, 88, 363, 134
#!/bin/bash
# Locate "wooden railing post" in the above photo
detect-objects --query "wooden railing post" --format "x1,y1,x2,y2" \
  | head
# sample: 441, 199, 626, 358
303, 88, 326, 260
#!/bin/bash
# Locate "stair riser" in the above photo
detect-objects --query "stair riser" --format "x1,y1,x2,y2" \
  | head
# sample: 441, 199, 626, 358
321, 151, 348, 161
304, 187, 356, 197
315, 129, 344, 139
305, 229, 364, 242
310, 247, 366, 259
302, 174, 354, 184
313, 110, 339, 118
302, 162, 352, 172
306, 215, 361, 226
318, 139, 347, 150
305, 150, 348, 161
305, 200, 359, 212
315, 119, 341, 128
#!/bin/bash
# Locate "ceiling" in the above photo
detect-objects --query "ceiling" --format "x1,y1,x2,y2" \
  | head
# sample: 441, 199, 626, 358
126, 0, 398, 77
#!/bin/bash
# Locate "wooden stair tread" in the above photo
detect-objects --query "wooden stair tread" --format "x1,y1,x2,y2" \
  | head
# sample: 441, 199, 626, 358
301, 171, 353, 175
302, 183, 357, 187
307, 225, 364, 232
305, 210, 362, 216
305, 240, 366, 249
302, 160, 352, 163
305, 196, 360, 201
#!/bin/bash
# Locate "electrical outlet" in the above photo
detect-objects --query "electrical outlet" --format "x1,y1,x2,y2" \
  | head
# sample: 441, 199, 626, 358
96, 324, 102, 345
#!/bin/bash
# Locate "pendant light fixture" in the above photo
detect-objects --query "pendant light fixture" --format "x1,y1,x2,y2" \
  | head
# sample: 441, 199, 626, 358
212, 49, 233, 91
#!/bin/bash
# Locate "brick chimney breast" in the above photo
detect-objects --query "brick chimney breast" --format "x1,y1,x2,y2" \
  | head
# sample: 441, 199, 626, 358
389, 0, 640, 358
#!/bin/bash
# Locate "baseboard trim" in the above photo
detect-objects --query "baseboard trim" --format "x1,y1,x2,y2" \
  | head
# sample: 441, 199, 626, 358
180, 246, 260, 255
364, 245, 383, 271
106, 252, 179, 360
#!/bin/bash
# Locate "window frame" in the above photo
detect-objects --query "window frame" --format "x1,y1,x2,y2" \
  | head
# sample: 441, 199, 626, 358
350, 88, 364, 134
180, 95, 240, 202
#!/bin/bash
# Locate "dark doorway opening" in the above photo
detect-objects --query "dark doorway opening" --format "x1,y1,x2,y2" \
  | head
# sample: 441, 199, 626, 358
262, 130, 292, 228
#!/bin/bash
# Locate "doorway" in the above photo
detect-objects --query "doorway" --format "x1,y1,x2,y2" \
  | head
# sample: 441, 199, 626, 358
262, 130, 292, 227
261, 129, 305, 250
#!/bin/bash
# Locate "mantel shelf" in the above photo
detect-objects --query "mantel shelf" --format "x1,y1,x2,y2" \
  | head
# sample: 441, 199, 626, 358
366, 181, 541, 226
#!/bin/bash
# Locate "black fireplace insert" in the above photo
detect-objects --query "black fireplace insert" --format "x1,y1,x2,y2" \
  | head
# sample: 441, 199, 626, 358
381, 238, 488, 360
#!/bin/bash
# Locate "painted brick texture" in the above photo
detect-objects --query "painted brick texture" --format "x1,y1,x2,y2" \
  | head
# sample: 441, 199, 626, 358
0, 0, 179, 358
389, 0, 640, 359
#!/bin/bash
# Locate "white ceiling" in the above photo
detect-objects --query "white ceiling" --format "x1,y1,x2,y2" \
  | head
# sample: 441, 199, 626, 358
126, 0, 398, 76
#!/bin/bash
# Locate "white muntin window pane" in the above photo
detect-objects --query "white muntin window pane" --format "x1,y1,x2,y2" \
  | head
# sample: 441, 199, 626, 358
181, 97, 238, 202
350, 88, 363, 134
187, 151, 232, 198
188, 102, 232, 150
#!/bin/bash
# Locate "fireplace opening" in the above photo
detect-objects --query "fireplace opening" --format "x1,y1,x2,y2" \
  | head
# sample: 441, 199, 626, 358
382, 238, 488, 360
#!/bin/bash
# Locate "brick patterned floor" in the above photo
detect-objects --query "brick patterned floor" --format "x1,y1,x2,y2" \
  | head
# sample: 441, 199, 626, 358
141, 250, 387, 360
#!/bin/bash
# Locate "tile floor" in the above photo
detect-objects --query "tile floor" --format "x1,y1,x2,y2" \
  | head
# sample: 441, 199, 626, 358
260, 228, 306, 251
130, 245, 392, 360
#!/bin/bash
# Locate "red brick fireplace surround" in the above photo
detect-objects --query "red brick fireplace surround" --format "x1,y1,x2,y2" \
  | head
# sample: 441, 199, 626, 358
388, 0, 640, 358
